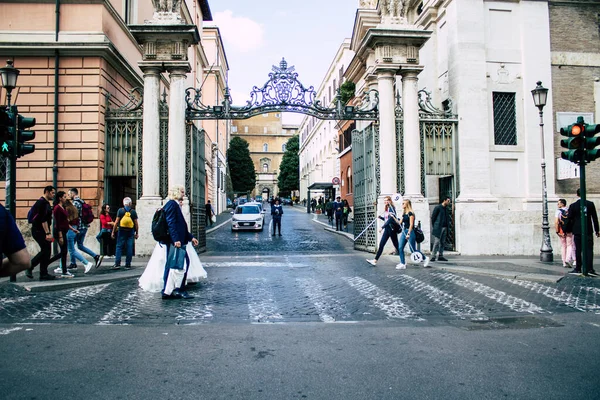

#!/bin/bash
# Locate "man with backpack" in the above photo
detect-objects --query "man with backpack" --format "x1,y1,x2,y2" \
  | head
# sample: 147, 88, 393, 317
111, 197, 139, 270
69, 188, 101, 270
25, 185, 56, 280
555, 198, 575, 269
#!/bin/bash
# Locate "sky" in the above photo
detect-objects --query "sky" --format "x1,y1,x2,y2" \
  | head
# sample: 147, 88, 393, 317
208, 0, 359, 125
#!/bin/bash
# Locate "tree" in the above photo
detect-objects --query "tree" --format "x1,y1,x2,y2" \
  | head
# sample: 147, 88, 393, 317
339, 81, 356, 105
227, 137, 256, 193
277, 135, 299, 196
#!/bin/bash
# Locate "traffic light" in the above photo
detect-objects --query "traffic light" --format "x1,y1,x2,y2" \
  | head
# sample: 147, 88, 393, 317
16, 112, 35, 158
560, 117, 585, 163
583, 122, 600, 163
0, 106, 16, 157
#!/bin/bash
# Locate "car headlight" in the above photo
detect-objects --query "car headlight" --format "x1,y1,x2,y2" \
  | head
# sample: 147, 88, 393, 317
255, 217, 262, 222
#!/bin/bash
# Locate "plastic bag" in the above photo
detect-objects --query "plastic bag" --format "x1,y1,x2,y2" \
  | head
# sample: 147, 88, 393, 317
166, 246, 186, 270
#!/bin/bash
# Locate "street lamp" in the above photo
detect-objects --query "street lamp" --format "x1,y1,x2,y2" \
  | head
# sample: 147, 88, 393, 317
0, 60, 20, 107
531, 81, 553, 262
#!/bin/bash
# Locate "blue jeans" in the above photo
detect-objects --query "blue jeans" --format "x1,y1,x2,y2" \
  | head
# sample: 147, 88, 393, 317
115, 229, 134, 266
398, 228, 425, 264
67, 229, 89, 265
71, 227, 97, 265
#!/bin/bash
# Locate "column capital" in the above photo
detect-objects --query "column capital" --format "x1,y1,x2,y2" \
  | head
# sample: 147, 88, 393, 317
165, 62, 191, 76
138, 63, 164, 76
399, 67, 424, 79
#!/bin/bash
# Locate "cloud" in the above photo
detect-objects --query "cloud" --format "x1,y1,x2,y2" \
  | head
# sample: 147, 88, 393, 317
212, 10, 265, 53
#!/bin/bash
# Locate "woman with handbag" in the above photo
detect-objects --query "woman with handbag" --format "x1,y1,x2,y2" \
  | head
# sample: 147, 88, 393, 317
366, 196, 400, 266
97, 204, 115, 257
397, 199, 430, 269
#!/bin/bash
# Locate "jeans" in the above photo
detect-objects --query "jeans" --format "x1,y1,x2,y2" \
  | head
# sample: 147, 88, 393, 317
431, 227, 447, 258
374, 226, 399, 260
30, 228, 51, 276
100, 230, 115, 256
273, 219, 281, 235
115, 229, 134, 266
67, 229, 89, 265
398, 228, 425, 264
335, 215, 343, 231
49, 230, 68, 274
71, 227, 97, 265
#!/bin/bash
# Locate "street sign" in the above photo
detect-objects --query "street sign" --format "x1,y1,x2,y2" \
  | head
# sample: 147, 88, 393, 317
332, 177, 340, 185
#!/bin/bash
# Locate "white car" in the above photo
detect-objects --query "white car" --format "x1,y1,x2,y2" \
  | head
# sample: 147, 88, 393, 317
231, 204, 264, 232
246, 201, 266, 223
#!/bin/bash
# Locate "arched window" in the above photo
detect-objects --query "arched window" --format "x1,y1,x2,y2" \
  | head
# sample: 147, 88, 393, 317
263, 143, 268, 152
282, 143, 286, 152
263, 163, 268, 172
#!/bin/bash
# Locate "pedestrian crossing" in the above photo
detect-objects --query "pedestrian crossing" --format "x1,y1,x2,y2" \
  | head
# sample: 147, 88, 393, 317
2, 272, 600, 326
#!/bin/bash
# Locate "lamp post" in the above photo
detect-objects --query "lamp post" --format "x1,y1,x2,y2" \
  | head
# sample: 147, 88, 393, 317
531, 81, 553, 262
1, 60, 20, 282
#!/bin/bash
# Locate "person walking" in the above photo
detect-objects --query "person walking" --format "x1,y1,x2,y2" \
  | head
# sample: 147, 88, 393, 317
205, 200, 215, 227
0, 203, 31, 278
68, 188, 101, 269
567, 188, 599, 276
161, 185, 198, 300
397, 198, 429, 269
430, 196, 451, 262
51, 191, 74, 278
366, 196, 400, 266
98, 204, 115, 257
311, 198, 317, 213
555, 198, 575, 268
325, 198, 334, 226
334, 196, 344, 231
25, 185, 56, 280
59, 197, 95, 274
111, 197, 139, 270
342, 199, 351, 231
271, 198, 284, 236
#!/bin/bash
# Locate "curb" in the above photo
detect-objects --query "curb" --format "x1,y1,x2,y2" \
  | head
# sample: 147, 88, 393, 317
13, 269, 143, 293
311, 214, 354, 241
433, 265, 564, 283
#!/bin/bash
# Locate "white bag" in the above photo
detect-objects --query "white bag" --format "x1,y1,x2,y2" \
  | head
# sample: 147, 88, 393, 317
211, 215, 216, 223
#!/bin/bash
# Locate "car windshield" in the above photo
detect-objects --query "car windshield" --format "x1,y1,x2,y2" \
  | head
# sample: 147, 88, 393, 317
235, 206, 260, 214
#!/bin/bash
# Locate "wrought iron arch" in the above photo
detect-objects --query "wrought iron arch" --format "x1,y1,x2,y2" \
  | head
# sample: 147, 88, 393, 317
186, 58, 379, 121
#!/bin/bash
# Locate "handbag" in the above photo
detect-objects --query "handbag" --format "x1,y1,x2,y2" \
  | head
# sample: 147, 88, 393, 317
211, 215, 216, 223
414, 226, 425, 243
166, 245, 187, 270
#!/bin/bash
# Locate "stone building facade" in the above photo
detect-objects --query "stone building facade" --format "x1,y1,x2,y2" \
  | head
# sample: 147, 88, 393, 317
231, 114, 298, 199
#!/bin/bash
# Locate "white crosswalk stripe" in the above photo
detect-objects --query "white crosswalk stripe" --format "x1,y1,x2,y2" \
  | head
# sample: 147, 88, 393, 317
246, 278, 283, 323
503, 278, 600, 312
98, 289, 156, 325
343, 276, 423, 320
176, 285, 215, 323
436, 273, 545, 314
296, 278, 350, 322
0, 296, 30, 310
388, 275, 488, 319
28, 284, 110, 320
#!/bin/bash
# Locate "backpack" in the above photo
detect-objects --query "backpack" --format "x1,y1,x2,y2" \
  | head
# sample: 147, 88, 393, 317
558, 208, 569, 234
80, 202, 95, 225
119, 210, 135, 229
152, 208, 170, 242
27, 204, 38, 224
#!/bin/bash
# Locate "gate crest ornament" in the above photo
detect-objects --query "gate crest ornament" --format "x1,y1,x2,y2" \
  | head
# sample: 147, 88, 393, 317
186, 58, 378, 120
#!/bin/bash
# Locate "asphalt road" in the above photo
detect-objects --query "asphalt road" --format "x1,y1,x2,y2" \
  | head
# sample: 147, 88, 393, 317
1, 205, 599, 399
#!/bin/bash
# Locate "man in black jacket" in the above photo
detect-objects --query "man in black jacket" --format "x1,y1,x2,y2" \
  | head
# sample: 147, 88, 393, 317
567, 188, 600, 276
431, 196, 451, 262
26, 186, 56, 280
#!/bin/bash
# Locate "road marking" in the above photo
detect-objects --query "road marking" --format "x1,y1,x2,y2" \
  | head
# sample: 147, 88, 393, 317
388, 275, 487, 319
176, 284, 214, 324
28, 284, 110, 320
343, 276, 423, 320
503, 279, 600, 312
203, 261, 306, 268
246, 278, 283, 323
296, 278, 350, 323
98, 289, 155, 325
0, 296, 30, 310
436, 273, 545, 314
0, 327, 23, 335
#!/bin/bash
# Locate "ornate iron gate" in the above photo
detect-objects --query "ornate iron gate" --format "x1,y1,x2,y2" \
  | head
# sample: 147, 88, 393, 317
352, 123, 380, 252
396, 89, 458, 250
186, 123, 206, 252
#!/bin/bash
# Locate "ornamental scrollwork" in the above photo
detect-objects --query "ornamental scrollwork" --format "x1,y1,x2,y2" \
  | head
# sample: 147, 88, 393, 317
418, 89, 457, 120
186, 58, 379, 121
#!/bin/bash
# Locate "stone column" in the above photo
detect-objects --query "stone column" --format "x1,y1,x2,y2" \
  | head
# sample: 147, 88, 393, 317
135, 65, 164, 255
167, 65, 191, 226
376, 69, 398, 195
401, 69, 422, 198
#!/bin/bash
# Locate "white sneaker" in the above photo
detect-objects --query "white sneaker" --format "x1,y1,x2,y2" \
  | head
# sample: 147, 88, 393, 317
84, 262, 93, 274
366, 259, 377, 266
395, 263, 406, 270
423, 257, 431, 268
61, 271, 74, 278
54, 267, 62, 274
